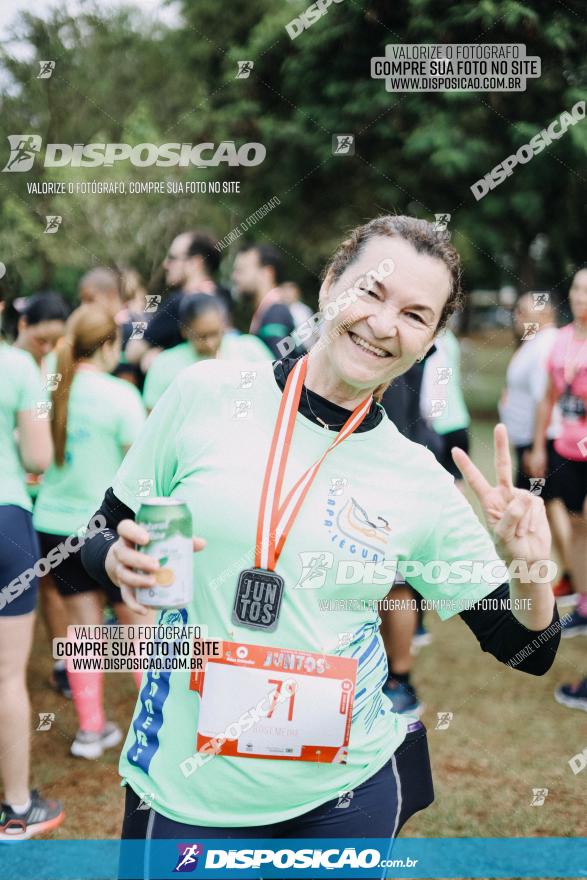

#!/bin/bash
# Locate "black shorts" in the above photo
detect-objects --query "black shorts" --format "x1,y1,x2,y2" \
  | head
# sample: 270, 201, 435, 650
119, 723, 434, 878
437, 427, 469, 481
515, 439, 558, 503
0, 504, 40, 617
37, 530, 123, 605
547, 445, 587, 514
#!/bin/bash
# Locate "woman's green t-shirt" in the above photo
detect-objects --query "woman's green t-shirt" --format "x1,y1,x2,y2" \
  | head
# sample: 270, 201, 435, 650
33, 370, 146, 535
113, 359, 503, 826
143, 334, 272, 410
0, 342, 45, 512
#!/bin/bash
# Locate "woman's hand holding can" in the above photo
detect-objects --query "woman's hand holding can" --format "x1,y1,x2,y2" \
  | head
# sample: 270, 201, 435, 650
105, 519, 206, 614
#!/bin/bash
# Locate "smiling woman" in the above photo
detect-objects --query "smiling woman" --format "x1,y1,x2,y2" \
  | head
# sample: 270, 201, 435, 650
309, 215, 464, 406
79, 214, 558, 873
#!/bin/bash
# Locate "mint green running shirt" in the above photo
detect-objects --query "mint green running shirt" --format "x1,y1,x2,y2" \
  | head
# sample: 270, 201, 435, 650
113, 359, 504, 826
33, 370, 146, 535
425, 329, 470, 434
143, 335, 272, 410
0, 342, 45, 511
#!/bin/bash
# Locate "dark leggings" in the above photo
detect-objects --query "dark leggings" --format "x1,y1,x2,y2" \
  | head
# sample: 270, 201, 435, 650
119, 725, 434, 878
0, 504, 40, 616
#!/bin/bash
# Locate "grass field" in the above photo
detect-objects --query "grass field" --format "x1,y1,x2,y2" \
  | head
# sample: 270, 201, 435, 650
24, 335, 587, 872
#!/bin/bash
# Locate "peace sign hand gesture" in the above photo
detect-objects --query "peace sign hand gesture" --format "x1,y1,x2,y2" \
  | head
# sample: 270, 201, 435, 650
451, 424, 551, 566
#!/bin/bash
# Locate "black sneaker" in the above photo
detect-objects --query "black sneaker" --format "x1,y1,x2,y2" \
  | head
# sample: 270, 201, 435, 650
554, 678, 587, 712
382, 678, 423, 716
49, 665, 72, 699
0, 790, 64, 841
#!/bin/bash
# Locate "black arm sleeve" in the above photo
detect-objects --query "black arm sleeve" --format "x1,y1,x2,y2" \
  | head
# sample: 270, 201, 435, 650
81, 488, 135, 592
83, 493, 561, 677
459, 582, 561, 676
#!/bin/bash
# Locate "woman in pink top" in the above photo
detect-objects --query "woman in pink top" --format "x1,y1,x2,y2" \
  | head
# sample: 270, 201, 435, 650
528, 268, 587, 651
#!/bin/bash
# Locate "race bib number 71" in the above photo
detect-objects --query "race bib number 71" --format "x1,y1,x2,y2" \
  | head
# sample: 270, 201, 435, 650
190, 642, 357, 763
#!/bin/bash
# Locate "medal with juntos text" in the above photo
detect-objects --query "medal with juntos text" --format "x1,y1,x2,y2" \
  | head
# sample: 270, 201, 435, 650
232, 355, 372, 631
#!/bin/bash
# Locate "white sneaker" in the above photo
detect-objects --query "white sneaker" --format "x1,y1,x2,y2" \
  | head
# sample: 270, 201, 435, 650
70, 722, 123, 759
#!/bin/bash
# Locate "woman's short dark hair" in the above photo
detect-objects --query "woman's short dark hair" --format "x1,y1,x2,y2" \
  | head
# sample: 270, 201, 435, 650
323, 215, 464, 333
179, 293, 227, 326
21, 291, 71, 325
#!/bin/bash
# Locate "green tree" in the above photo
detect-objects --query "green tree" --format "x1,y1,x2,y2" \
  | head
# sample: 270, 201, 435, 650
0, 0, 584, 308
177, 0, 586, 299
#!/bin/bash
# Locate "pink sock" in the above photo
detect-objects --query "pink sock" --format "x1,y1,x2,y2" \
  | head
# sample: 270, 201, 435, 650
68, 669, 105, 732
131, 668, 143, 689
577, 594, 587, 617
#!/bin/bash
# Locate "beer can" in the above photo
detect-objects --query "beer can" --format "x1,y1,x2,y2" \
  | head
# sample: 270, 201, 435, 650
136, 498, 193, 608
